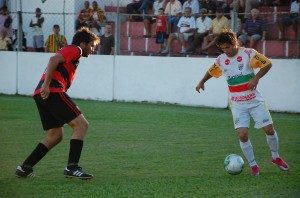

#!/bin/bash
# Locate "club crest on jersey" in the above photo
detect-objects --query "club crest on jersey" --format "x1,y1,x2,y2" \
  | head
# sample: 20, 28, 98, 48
238, 64, 244, 71
237, 56, 242, 62
225, 59, 230, 65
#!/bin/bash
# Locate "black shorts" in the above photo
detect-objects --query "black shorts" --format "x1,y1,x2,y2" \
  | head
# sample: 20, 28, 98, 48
34, 92, 81, 131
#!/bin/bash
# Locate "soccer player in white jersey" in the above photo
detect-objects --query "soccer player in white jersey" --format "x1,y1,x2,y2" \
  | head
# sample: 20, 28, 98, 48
195, 29, 289, 176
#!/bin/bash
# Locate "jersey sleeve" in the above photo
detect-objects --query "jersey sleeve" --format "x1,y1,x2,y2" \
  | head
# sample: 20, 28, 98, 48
58, 46, 81, 62
208, 63, 222, 78
249, 49, 272, 69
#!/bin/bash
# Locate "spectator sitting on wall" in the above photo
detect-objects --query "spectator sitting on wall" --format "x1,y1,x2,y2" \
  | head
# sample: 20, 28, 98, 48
90, 1, 106, 36
75, 1, 93, 30
99, 23, 115, 55
45, 24, 68, 53
201, 8, 229, 55
139, 0, 156, 37
162, 6, 195, 54
164, 0, 182, 34
155, 7, 167, 53
126, 0, 143, 22
277, 0, 299, 41
12, 29, 27, 51
0, 29, 11, 51
29, 8, 45, 52
0, 5, 13, 41
238, 8, 266, 49
186, 8, 212, 54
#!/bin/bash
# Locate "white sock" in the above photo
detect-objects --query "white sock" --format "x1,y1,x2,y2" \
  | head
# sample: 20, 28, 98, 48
266, 131, 280, 159
240, 140, 257, 167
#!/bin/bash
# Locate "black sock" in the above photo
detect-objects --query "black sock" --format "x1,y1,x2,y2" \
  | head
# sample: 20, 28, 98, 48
22, 143, 49, 168
67, 139, 83, 169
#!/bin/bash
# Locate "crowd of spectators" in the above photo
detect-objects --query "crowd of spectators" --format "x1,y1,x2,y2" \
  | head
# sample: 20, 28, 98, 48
0, 0, 298, 56
124, 0, 299, 55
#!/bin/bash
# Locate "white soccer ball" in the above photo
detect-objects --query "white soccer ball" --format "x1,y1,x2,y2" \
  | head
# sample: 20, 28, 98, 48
224, 154, 244, 175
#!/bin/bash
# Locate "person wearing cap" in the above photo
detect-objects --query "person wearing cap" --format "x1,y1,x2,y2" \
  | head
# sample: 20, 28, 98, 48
45, 24, 68, 53
202, 7, 229, 55
29, 8, 45, 52
238, 8, 266, 49
186, 8, 212, 54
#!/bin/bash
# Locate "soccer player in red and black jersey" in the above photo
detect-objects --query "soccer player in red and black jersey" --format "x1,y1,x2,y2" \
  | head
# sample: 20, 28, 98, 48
15, 27, 100, 180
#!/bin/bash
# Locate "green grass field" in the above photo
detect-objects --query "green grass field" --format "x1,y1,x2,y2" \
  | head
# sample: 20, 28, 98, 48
0, 94, 299, 198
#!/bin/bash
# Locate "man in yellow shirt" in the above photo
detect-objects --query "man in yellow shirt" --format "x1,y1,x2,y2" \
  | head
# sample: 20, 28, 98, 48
201, 8, 228, 55
45, 24, 67, 53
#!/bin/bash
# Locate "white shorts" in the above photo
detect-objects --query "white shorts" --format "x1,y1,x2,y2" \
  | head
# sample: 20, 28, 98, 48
173, 32, 193, 42
33, 35, 44, 49
230, 101, 273, 129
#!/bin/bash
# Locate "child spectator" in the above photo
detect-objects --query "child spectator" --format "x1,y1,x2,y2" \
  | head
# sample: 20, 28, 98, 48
155, 7, 167, 53
45, 24, 68, 53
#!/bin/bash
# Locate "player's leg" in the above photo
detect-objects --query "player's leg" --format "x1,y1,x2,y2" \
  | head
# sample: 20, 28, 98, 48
231, 103, 259, 175
16, 94, 64, 178
64, 114, 92, 179
250, 102, 289, 171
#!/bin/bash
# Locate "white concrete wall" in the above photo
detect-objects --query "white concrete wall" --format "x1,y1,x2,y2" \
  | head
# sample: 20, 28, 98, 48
0, 51, 300, 112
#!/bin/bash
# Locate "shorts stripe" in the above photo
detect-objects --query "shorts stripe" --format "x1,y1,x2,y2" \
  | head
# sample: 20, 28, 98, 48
59, 93, 80, 116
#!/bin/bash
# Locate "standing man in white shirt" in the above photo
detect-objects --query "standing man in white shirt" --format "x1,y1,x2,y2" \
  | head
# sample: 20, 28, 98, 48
29, 8, 44, 52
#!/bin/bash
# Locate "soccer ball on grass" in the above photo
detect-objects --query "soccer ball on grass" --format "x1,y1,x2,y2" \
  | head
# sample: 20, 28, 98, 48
224, 154, 244, 175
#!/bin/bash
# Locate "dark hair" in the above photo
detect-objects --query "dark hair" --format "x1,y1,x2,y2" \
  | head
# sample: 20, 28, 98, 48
71, 27, 100, 46
216, 29, 237, 47
158, 7, 164, 11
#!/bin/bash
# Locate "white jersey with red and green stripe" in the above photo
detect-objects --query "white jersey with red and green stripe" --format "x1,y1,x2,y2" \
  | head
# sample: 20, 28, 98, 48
208, 47, 271, 103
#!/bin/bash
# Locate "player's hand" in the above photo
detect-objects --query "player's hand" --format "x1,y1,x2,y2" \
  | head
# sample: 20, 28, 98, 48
248, 76, 259, 91
40, 83, 50, 100
196, 82, 205, 93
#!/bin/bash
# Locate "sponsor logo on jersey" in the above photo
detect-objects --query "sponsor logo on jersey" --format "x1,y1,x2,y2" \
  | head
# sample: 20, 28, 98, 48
227, 72, 243, 80
238, 64, 244, 71
225, 59, 230, 65
231, 93, 256, 102
237, 56, 242, 62
254, 55, 267, 64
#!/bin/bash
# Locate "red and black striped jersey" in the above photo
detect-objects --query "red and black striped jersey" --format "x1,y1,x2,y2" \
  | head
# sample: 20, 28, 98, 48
33, 45, 82, 96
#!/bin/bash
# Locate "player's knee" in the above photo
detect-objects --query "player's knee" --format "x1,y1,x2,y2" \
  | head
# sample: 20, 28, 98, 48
263, 124, 275, 135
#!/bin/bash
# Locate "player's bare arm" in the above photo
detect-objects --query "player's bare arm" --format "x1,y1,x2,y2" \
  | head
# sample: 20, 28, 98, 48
41, 54, 66, 100
196, 72, 212, 93
248, 63, 272, 91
